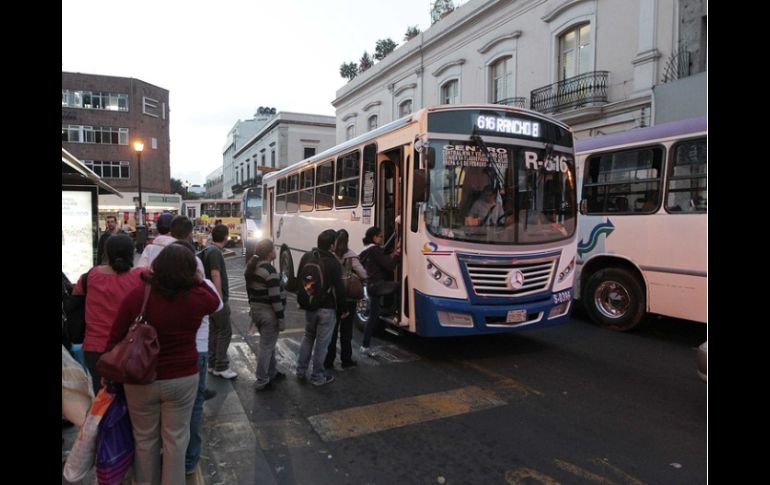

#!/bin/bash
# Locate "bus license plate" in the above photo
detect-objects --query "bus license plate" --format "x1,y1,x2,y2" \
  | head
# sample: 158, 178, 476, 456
506, 309, 527, 323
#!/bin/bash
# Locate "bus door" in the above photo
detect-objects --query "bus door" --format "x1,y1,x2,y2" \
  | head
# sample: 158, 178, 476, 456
378, 146, 406, 323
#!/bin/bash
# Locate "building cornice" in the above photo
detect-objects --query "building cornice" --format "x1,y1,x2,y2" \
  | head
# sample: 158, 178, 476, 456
431, 59, 466, 77
362, 101, 382, 112
394, 83, 418, 97
342, 112, 358, 122
477, 31, 521, 54
631, 49, 661, 65
541, 0, 594, 22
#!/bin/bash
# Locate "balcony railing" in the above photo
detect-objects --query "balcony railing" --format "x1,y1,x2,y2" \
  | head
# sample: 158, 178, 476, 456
530, 71, 609, 114
231, 176, 261, 194
493, 97, 527, 108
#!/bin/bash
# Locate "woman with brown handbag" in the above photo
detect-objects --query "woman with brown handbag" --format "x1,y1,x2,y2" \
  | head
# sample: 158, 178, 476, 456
105, 242, 220, 485
325, 229, 367, 369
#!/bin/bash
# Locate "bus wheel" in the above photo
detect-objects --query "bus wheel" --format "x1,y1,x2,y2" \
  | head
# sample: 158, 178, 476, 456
279, 249, 294, 289
583, 268, 646, 331
354, 299, 370, 331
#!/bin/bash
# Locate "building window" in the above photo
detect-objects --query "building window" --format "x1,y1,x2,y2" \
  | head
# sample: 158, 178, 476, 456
142, 96, 160, 118
62, 90, 129, 111
399, 99, 412, 117
559, 23, 591, 81
490, 56, 513, 104
83, 160, 130, 179
61, 125, 128, 145
304, 147, 316, 159
261, 151, 266, 168
346, 124, 356, 140
271, 149, 276, 168
441, 80, 459, 105
368, 115, 378, 131
151, 137, 158, 149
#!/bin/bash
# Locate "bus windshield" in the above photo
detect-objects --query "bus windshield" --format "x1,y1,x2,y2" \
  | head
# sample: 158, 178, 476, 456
425, 137, 576, 244
244, 187, 262, 221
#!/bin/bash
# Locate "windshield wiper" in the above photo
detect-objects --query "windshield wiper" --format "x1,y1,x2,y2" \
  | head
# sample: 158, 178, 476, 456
470, 134, 505, 192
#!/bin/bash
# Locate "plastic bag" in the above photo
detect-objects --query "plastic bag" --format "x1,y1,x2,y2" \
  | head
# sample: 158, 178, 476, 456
63, 387, 115, 482
96, 385, 134, 485
62, 344, 94, 426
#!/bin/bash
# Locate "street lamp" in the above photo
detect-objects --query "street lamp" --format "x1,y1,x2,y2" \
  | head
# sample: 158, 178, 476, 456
134, 141, 144, 225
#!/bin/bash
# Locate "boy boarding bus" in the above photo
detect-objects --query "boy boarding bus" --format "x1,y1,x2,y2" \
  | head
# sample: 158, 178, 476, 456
263, 104, 578, 337
575, 116, 707, 331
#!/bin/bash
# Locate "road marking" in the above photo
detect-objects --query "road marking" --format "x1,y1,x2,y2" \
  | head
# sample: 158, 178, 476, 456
458, 360, 544, 397
553, 459, 619, 485
590, 458, 648, 485
307, 385, 506, 442
253, 418, 311, 450
505, 468, 561, 485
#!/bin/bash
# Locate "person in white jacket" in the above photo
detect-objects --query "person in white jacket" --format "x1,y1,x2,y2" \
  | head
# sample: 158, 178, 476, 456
136, 214, 222, 475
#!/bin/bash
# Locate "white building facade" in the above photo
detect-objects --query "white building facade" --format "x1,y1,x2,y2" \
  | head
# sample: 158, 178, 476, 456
333, 0, 706, 140
229, 111, 336, 197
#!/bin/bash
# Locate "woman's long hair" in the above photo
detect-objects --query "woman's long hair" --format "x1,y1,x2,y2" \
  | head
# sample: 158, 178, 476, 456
106, 234, 135, 273
334, 229, 350, 258
246, 239, 275, 274
144, 243, 198, 298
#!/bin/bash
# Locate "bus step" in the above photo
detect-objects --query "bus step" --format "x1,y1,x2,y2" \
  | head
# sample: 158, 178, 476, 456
384, 327, 402, 336
380, 316, 399, 326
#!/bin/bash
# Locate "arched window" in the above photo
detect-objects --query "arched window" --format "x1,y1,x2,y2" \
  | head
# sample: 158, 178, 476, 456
441, 79, 459, 104
346, 124, 356, 140
490, 56, 513, 105
368, 115, 378, 131
559, 23, 591, 80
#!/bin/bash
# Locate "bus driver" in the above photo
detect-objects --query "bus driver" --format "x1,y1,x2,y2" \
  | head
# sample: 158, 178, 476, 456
466, 186, 505, 226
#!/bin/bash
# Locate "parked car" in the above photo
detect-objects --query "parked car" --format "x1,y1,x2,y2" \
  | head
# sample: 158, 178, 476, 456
696, 341, 707, 383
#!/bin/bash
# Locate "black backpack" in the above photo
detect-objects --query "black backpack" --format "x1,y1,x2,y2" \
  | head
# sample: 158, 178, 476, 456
296, 250, 329, 311
62, 270, 90, 344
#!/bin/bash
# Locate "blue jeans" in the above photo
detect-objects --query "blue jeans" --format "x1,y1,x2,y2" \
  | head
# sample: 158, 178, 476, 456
296, 308, 336, 384
185, 352, 208, 473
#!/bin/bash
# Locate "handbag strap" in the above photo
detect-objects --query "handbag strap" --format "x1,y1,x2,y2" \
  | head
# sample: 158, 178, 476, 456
135, 284, 152, 324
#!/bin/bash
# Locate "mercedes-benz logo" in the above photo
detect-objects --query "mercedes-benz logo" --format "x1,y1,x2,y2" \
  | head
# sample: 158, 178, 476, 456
508, 270, 525, 290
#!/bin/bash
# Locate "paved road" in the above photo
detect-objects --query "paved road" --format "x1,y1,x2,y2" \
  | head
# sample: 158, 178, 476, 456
198, 255, 706, 485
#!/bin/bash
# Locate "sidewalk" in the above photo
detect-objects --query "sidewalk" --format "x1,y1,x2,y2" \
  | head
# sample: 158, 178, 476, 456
62, 358, 273, 485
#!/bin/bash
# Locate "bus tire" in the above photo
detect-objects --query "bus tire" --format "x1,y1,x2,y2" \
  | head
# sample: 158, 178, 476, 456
279, 249, 294, 289
583, 267, 646, 331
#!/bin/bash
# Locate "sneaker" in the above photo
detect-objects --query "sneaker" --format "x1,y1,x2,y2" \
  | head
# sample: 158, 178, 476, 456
270, 371, 286, 383
341, 360, 358, 368
186, 467, 197, 476
311, 375, 336, 387
212, 368, 238, 379
203, 389, 217, 401
359, 346, 376, 357
254, 381, 273, 391
207, 367, 215, 375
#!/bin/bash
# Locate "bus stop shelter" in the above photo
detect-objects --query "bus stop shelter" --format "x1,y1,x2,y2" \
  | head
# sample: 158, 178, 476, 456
62, 148, 122, 282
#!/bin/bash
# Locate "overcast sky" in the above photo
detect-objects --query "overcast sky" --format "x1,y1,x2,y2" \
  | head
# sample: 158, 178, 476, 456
61, 1, 462, 185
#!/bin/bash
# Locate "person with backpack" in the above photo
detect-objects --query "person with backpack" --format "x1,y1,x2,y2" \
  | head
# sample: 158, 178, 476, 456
294, 229, 346, 386
245, 239, 287, 391
324, 229, 367, 370
359, 226, 401, 356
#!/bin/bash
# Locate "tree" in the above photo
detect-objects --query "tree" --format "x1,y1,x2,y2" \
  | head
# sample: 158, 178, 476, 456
404, 25, 421, 41
339, 62, 358, 81
170, 177, 184, 196
374, 38, 398, 61
431, 0, 455, 24
359, 51, 373, 72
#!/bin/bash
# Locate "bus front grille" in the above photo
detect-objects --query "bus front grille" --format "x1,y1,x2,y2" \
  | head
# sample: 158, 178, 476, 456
462, 257, 557, 298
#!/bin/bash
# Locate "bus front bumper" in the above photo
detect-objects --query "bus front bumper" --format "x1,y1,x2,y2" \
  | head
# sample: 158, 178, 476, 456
413, 289, 572, 337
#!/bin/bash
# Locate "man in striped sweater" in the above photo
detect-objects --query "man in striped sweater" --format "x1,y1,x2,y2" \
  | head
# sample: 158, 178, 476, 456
245, 239, 288, 391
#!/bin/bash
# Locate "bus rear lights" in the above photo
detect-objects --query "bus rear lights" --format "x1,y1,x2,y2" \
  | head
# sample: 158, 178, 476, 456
426, 259, 458, 288
558, 257, 575, 282
437, 311, 474, 327
548, 301, 571, 319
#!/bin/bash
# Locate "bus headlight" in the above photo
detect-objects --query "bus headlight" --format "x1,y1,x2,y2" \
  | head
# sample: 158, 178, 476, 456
557, 257, 575, 282
249, 229, 263, 239
426, 259, 458, 288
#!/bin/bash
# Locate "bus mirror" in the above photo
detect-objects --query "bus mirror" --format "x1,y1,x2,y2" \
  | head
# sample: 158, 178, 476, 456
413, 169, 428, 202
579, 198, 588, 214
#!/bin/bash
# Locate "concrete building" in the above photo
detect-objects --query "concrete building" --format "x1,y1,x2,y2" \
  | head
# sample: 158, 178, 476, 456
62, 72, 180, 227
332, 0, 707, 140
227, 111, 336, 198
205, 166, 224, 198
